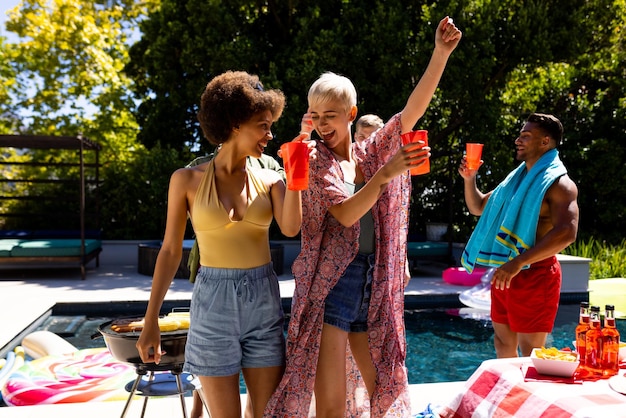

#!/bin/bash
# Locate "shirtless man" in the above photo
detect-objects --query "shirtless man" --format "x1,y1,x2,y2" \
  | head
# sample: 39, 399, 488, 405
459, 113, 579, 358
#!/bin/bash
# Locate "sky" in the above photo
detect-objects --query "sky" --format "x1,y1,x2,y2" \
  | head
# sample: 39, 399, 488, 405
1, 0, 21, 41
1, 1, 128, 122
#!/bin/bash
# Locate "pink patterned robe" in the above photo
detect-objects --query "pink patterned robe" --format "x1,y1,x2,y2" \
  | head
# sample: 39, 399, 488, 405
265, 113, 412, 417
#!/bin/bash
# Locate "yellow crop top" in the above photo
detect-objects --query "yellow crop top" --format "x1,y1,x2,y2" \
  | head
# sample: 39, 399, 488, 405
191, 160, 273, 269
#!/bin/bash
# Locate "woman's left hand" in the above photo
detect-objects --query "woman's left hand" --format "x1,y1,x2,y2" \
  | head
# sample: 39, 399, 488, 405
435, 16, 462, 54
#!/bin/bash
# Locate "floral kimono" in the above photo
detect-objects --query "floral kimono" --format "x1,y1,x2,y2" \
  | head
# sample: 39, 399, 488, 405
265, 113, 412, 417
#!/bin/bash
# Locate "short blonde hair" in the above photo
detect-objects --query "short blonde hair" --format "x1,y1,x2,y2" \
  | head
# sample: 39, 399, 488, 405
356, 114, 383, 131
307, 72, 357, 111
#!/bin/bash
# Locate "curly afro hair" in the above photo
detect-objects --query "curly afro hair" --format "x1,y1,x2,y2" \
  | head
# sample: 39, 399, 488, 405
198, 71, 286, 145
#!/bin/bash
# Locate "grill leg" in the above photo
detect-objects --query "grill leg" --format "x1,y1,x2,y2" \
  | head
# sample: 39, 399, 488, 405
174, 372, 189, 418
120, 369, 147, 418
121, 365, 194, 418
139, 371, 155, 418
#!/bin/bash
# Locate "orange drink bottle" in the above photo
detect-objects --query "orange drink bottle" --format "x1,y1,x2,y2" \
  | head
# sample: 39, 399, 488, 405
575, 301, 590, 367
601, 304, 620, 377
584, 305, 604, 375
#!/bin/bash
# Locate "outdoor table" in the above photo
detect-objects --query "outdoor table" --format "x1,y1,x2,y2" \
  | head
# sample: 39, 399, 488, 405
439, 357, 626, 417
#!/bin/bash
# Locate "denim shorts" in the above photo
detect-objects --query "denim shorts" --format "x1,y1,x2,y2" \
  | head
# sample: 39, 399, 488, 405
324, 253, 374, 333
183, 263, 285, 377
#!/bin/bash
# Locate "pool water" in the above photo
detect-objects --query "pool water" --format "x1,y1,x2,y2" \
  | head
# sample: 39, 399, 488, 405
405, 308, 495, 383
36, 304, 626, 385
403, 305, 626, 383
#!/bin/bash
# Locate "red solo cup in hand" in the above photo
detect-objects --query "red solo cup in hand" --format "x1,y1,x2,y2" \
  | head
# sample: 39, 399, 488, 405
401, 130, 430, 175
465, 143, 484, 170
280, 141, 309, 190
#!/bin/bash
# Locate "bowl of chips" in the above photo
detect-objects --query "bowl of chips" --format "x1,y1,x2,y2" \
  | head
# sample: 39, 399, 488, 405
530, 347, 580, 377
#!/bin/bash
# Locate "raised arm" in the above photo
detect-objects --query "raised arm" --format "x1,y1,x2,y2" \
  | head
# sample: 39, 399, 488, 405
400, 16, 462, 133
459, 155, 491, 216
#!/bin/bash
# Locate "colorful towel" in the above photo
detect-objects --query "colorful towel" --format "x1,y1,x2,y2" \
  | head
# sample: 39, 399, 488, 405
461, 149, 566, 273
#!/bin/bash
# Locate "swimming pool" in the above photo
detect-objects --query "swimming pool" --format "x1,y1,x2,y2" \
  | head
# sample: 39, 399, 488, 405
35, 302, 625, 385
403, 304, 626, 383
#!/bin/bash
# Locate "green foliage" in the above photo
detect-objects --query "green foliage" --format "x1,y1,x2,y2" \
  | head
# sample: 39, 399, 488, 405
2, 0, 626, 242
0, 38, 19, 134
0, 0, 171, 239
99, 144, 192, 240
0, 147, 101, 232
4, 0, 141, 138
124, 0, 626, 243
563, 238, 626, 281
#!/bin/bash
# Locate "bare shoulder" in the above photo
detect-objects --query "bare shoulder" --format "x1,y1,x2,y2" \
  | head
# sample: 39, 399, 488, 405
170, 164, 206, 188
254, 168, 284, 189
553, 174, 578, 194
545, 174, 578, 204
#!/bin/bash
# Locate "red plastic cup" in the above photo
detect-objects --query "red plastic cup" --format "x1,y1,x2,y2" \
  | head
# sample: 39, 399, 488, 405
280, 141, 309, 190
401, 130, 430, 175
466, 143, 484, 170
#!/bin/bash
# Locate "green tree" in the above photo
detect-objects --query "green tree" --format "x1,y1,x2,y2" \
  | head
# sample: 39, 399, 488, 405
2, 0, 159, 155
0, 0, 176, 240
98, 144, 190, 239
127, 0, 625, 242
4, 0, 625, 242
497, 1, 626, 243
0, 37, 19, 134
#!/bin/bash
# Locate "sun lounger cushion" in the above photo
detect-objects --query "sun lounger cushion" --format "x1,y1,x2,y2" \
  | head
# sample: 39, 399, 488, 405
0, 240, 22, 256
407, 241, 449, 257
0, 239, 102, 257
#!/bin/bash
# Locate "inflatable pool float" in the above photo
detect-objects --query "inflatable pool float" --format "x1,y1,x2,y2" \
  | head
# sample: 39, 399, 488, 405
443, 267, 487, 286
0, 346, 25, 402
458, 268, 494, 311
455, 307, 491, 321
1, 346, 137, 406
21, 330, 79, 359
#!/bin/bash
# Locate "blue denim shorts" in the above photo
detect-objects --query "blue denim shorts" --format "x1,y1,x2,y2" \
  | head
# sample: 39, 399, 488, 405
183, 263, 285, 377
324, 253, 374, 333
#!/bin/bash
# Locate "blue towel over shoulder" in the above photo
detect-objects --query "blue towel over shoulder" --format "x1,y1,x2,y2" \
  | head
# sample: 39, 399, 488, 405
461, 149, 566, 273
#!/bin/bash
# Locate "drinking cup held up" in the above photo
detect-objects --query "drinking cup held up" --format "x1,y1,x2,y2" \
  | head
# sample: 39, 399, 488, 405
465, 143, 484, 170
280, 141, 309, 190
401, 130, 430, 175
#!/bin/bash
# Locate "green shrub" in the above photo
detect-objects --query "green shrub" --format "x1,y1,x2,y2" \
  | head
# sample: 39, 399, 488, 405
99, 145, 191, 240
563, 238, 626, 280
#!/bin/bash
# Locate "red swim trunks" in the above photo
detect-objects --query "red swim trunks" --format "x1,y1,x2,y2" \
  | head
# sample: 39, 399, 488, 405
490, 256, 561, 333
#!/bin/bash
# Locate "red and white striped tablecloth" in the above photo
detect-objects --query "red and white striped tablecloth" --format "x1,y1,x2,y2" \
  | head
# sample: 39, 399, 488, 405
438, 358, 626, 418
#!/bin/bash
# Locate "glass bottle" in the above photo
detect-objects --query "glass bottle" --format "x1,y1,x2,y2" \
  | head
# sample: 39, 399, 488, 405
584, 305, 603, 375
601, 304, 620, 377
575, 301, 590, 367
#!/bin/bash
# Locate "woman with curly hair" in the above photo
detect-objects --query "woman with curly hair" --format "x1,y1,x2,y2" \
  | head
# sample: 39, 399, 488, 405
136, 71, 314, 417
